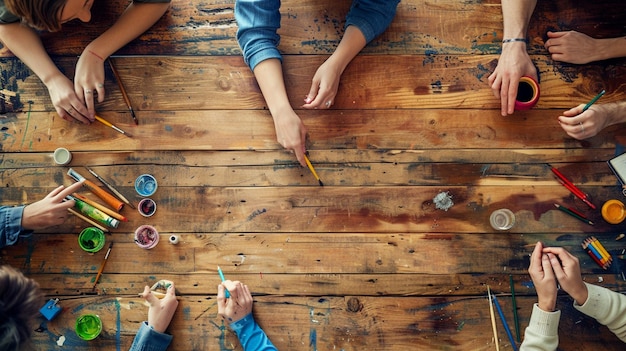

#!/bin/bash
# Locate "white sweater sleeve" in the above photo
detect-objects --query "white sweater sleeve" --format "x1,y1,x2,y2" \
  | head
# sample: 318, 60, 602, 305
574, 282, 626, 342
519, 303, 560, 351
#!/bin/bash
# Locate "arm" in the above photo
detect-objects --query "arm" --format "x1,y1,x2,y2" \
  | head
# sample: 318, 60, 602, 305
558, 101, 626, 140
302, 0, 399, 109
235, 0, 307, 166
0, 23, 91, 123
0, 181, 84, 248
218, 280, 277, 351
76, 0, 170, 118
488, 0, 538, 116
546, 31, 626, 64
129, 284, 178, 351
574, 283, 626, 342
520, 242, 560, 351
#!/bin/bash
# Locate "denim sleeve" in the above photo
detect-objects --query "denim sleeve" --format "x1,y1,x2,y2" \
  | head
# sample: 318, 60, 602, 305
230, 313, 277, 351
0, 206, 31, 249
129, 322, 173, 351
234, 0, 282, 71
346, 0, 400, 43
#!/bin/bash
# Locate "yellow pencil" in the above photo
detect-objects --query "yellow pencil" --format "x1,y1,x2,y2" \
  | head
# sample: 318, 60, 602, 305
304, 154, 324, 186
94, 115, 132, 137
488, 286, 500, 351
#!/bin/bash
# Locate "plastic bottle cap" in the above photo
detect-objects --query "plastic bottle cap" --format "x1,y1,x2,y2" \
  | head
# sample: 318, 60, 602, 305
490, 209, 515, 230
53, 148, 72, 165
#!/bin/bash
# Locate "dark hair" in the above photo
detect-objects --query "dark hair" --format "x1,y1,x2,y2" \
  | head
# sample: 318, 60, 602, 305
0, 266, 43, 351
4, 0, 65, 32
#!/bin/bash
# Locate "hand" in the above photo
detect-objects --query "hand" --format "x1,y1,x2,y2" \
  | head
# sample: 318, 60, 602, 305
488, 42, 538, 116
273, 107, 308, 167
217, 280, 253, 325
545, 31, 598, 64
542, 246, 588, 305
20, 181, 85, 230
141, 283, 178, 333
75, 48, 106, 120
528, 242, 558, 312
45, 74, 91, 124
557, 103, 613, 140
302, 58, 342, 110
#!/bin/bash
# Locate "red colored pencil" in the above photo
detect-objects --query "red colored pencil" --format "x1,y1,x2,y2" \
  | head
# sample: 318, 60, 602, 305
548, 164, 596, 209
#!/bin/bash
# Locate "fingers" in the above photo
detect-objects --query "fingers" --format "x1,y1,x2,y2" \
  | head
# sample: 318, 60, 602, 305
294, 147, 307, 167
50, 181, 85, 200
505, 78, 517, 116
541, 252, 555, 280
142, 286, 159, 306
529, 241, 543, 271
166, 283, 176, 298
84, 89, 96, 119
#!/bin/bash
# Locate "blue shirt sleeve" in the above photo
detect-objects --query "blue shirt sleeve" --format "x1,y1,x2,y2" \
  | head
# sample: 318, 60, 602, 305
230, 313, 277, 351
129, 322, 173, 351
235, 0, 282, 71
0, 205, 31, 249
345, 0, 400, 43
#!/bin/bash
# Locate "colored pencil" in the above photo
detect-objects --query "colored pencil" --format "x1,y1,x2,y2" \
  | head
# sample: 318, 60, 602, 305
85, 166, 135, 209
67, 208, 109, 232
589, 236, 612, 262
492, 294, 519, 351
217, 266, 230, 298
487, 286, 500, 351
554, 203, 593, 225
582, 240, 610, 269
304, 154, 324, 186
547, 164, 595, 209
95, 115, 132, 137
108, 58, 138, 125
509, 275, 520, 343
93, 242, 113, 291
582, 90, 606, 112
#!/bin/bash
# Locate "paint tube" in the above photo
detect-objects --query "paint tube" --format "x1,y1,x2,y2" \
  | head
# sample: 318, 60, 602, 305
68, 196, 120, 228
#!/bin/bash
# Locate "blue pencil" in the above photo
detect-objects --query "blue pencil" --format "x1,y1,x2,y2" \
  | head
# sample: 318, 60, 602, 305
492, 294, 519, 351
217, 266, 230, 298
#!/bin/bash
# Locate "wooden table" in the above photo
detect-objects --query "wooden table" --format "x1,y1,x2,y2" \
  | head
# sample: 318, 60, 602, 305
1, 0, 626, 349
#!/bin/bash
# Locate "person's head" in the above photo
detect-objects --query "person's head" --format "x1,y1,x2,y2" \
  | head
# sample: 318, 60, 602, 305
5, 0, 93, 32
0, 266, 43, 351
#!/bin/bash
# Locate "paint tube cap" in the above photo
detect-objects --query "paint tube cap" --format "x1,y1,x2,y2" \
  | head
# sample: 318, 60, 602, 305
78, 227, 106, 253
490, 209, 515, 230
138, 198, 157, 217
53, 147, 72, 165
75, 314, 102, 340
135, 174, 157, 197
602, 199, 626, 224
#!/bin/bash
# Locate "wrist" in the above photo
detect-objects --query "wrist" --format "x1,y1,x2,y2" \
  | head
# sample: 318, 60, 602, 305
502, 38, 528, 45
571, 284, 589, 306
538, 296, 556, 312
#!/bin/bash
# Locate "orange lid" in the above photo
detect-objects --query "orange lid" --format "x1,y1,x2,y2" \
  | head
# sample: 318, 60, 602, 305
602, 199, 626, 224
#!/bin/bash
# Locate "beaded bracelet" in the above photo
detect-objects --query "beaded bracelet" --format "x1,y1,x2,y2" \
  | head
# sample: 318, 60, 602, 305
502, 38, 528, 44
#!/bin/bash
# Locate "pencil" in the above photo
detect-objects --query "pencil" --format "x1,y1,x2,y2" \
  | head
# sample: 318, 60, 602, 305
492, 294, 519, 351
95, 115, 132, 138
304, 154, 324, 186
68, 208, 109, 232
589, 236, 612, 262
85, 166, 135, 209
554, 203, 594, 225
509, 275, 520, 343
488, 287, 500, 351
108, 58, 138, 125
217, 266, 230, 298
547, 164, 595, 209
93, 242, 113, 291
582, 90, 606, 112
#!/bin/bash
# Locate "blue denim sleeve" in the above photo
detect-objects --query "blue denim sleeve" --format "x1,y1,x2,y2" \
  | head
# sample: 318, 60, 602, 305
129, 322, 173, 351
230, 313, 277, 351
235, 0, 282, 71
0, 206, 31, 249
346, 0, 400, 43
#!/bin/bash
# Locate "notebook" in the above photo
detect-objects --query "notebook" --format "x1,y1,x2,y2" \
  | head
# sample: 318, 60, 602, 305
607, 152, 626, 187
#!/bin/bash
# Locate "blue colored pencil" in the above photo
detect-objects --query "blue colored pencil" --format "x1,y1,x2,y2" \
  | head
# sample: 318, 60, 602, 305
492, 294, 519, 351
217, 266, 230, 298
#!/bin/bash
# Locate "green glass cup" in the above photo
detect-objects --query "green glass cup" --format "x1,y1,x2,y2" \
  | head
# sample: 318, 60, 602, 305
75, 314, 102, 340
78, 227, 105, 253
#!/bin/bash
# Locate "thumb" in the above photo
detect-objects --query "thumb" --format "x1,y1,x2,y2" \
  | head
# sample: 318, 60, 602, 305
305, 78, 320, 105
142, 286, 159, 306
546, 31, 563, 38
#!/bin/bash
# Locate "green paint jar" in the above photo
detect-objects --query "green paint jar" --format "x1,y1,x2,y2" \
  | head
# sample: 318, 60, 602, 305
78, 227, 106, 253
75, 314, 102, 340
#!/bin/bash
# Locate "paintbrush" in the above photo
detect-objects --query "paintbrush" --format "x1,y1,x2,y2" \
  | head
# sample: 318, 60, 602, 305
95, 115, 132, 138
488, 286, 500, 351
108, 58, 138, 125
304, 154, 324, 186
93, 242, 113, 291
85, 166, 135, 209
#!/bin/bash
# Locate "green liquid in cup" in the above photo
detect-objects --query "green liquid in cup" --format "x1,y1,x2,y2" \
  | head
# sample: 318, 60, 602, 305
75, 314, 102, 340
78, 227, 105, 253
